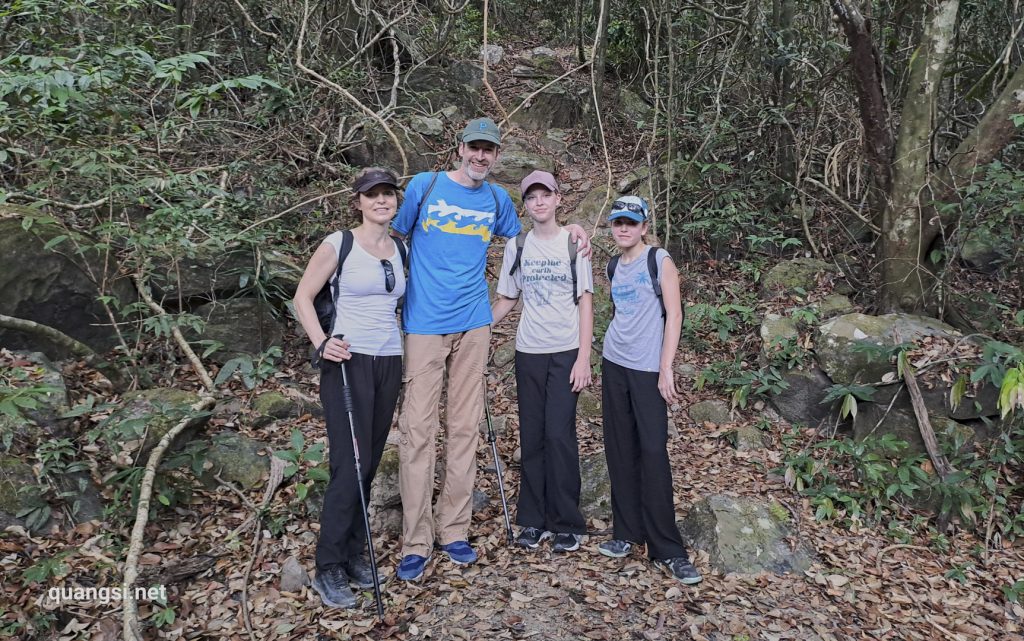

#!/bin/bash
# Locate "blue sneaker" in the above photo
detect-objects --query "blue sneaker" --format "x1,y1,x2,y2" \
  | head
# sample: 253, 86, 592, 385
396, 554, 429, 581
440, 540, 477, 565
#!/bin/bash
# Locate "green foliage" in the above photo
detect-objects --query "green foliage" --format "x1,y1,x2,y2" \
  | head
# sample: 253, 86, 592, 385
273, 429, 327, 501
820, 383, 876, 420
0, 365, 61, 421
22, 552, 70, 584
764, 336, 811, 371
214, 346, 283, 390
780, 428, 928, 524
1003, 580, 1024, 604
728, 366, 789, 410
685, 302, 757, 343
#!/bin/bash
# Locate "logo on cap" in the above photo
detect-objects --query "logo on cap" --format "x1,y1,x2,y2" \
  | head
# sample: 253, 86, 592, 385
480, 122, 488, 130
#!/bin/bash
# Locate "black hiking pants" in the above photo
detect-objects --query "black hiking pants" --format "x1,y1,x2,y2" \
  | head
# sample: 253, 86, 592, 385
316, 353, 401, 570
601, 358, 687, 560
514, 349, 586, 535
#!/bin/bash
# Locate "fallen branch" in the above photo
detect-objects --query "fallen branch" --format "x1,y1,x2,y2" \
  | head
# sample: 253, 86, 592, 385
132, 271, 216, 392
893, 329, 956, 480
0, 313, 125, 388
240, 456, 287, 641
874, 543, 932, 576
122, 394, 216, 641
235, 188, 349, 238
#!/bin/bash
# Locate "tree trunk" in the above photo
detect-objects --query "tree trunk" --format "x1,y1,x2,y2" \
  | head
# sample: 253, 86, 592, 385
880, 0, 960, 312
773, 0, 797, 186
828, 0, 893, 224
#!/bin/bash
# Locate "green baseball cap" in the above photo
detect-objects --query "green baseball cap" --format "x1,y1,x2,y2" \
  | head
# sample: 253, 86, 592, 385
461, 117, 501, 145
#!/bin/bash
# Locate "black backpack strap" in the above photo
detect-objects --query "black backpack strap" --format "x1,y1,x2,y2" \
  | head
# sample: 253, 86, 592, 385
410, 172, 441, 242
509, 230, 528, 276
647, 247, 666, 319
568, 234, 579, 306
328, 230, 355, 329
391, 234, 409, 315
607, 254, 620, 318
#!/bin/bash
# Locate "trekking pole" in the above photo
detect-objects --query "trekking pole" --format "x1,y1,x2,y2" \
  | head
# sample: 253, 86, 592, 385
334, 335, 385, 621
483, 379, 514, 545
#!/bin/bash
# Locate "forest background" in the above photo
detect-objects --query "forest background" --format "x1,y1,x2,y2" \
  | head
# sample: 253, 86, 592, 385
1, 0, 1023, 639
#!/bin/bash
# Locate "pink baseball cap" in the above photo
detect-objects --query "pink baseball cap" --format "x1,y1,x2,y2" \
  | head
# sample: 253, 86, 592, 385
520, 170, 559, 197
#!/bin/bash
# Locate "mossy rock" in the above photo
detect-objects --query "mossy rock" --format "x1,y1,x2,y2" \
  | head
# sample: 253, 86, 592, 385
689, 400, 731, 425
203, 431, 269, 490
251, 391, 301, 427
577, 389, 601, 423
579, 452, 611, 520
509, 84, 582, 132
0, 455, 46, 531
0, 216, 137, 358
104, 388, 208, 459
815, 313, 961, 385
369, 445, 401, 509
853, 406, 975, 457
760, 258, 833, 298
191, 298, 285, 365
492, 341, 516, 369
814, 294, 854, 320
680, 494, 814, 575
488, 144, 556, 189
760, 314, 799, 354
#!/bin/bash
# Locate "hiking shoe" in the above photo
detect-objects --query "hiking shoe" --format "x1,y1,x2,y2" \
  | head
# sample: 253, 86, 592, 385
552, 533, 580, 552
597, 539, 633, 558
440, 540, 478, 565
516, 527, 552, 549
312, 565, 357, 608
396, 554, 429, 581
344, 555, 379, 589
654, 557, 702, 585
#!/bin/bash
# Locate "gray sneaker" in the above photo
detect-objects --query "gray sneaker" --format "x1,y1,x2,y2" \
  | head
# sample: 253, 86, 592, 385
654, 557, 702, 585
597, 539, 633, 558
344, 555, 379, 589
552, 533, 580, 552
516, 527, 552, 549
312, 565, 357, 608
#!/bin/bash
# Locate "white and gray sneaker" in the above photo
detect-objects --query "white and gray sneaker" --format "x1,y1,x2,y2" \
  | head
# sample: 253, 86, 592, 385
597, 539, 633, 558
552, 533, 581, 552
516, 527, 553, 549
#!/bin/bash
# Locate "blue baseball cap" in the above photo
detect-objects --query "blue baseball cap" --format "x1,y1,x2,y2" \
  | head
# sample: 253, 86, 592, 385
608, 195, 650, 222
461, 117, 501, 146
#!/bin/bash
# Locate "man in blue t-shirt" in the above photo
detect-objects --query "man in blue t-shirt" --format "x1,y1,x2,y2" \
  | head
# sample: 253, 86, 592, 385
391, 117, 588, 581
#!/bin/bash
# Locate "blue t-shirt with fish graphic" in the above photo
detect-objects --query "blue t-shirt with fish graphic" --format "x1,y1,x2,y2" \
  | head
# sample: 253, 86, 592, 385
392, 171, 521, 334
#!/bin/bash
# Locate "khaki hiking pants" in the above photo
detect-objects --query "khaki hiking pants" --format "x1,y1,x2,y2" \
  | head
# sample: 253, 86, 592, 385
398, 325, 490, 558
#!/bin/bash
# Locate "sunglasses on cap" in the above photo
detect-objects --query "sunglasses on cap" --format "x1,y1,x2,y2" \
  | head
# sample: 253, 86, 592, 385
611, 200, 648, 217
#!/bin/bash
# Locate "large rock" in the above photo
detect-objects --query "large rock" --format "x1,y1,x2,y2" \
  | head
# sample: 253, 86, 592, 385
852, 405, 975, 456
760, 314, 799, 354
510, 84, 584, 131
3, 351, 70, 437
815, 313, 961, 385
680, 495, 814, 575
192, 298, 285, 365
519, 47, 562, 74
0, 213, 137, 358
103, 388, 209, 460
369, 445, 401, 509
959, 227, 1009, 274
813, 294, 854, 320
489, 142, 556, 189
579, 452, 611, 520
770, 365, 835, 427
403, 63, 483, 124
688, 400, 731, 425
0, 455, 47, 531
201, 431, 269, 490
344, 119, 435, 175
149, 246, 252, 303
619, 88, 654, 124
569, 184, 616, 230
760, 258, 834, 298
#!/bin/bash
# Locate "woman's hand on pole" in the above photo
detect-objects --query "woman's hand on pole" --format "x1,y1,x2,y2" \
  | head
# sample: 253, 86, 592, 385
322, 336, 352, 362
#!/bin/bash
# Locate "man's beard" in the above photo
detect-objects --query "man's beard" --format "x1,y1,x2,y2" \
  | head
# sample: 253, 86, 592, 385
465, 162, 490, 181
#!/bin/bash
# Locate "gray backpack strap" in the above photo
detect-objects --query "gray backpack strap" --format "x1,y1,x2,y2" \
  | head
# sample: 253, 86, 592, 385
607, 254, 620, 318
568, 234, 579, 306
509, 231, 528, 276
647, 247, 665, 319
